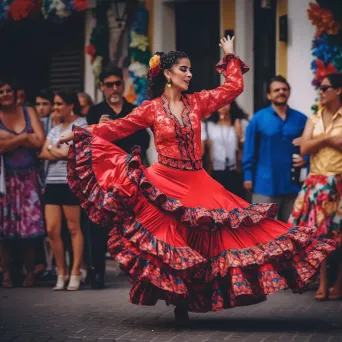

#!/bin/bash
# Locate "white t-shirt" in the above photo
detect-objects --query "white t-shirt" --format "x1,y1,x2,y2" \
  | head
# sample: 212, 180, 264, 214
240, 118, 249, 143
46, 117, 87, 184
201, 121, 238, 171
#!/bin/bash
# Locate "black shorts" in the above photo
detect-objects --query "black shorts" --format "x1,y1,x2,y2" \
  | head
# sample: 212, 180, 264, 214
43, 183, 79, 206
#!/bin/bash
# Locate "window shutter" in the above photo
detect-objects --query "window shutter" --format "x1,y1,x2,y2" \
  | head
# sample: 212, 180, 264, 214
48, 14, 85, 92
49, 48, 84, 92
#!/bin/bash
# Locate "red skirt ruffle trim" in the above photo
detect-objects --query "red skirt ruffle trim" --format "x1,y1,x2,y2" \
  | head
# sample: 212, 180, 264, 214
67, 127, 336, 312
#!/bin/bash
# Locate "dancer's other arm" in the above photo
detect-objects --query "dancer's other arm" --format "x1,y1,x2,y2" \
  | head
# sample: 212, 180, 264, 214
58, 101, 154, 145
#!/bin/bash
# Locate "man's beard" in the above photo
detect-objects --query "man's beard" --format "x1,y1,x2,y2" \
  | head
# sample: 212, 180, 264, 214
108, 93, 121, 104
273, 97, 288, 106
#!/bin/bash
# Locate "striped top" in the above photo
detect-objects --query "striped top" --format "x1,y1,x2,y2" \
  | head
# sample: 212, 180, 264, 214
46, 117, 87, 184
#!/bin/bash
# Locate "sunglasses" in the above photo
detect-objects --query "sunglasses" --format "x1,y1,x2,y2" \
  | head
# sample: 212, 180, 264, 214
103, 80, 123, 88
0, 89, 13, 96
319, 85, 334, 93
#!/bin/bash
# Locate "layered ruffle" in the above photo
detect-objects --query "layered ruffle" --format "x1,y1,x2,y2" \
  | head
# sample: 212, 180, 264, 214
108, 220, 334, 312
68, 127, 336, 312
127, 145, 278, 231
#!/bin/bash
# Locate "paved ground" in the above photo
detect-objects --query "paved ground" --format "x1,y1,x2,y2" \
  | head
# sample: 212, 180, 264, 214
1, 262, 342, 342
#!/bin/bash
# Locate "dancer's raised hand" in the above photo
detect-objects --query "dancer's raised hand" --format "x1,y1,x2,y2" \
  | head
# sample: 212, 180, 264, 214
219, 35, 235, 55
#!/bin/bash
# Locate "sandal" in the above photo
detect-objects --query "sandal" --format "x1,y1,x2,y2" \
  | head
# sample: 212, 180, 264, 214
67, 275, 81, 291
328, 287, 342, 300
2, 271, 13, 288
23, 272, 35, 287
53, 275, 69, 291
314, 289, 328, 301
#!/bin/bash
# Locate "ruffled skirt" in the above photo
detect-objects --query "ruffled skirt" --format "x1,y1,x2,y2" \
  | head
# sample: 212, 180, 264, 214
67, 128, 336, 312
289, 174, 342, 245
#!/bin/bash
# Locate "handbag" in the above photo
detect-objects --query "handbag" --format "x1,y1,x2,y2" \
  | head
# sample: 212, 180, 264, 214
0, 154, 6, 196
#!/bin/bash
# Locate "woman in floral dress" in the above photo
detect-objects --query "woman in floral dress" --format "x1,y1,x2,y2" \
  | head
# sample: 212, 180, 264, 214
289, 73, 342, 300
0, 79, 45, 287
59, 36, 335, 322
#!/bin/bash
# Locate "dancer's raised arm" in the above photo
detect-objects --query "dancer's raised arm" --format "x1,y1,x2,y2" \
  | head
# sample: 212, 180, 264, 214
191, 36, 249, 119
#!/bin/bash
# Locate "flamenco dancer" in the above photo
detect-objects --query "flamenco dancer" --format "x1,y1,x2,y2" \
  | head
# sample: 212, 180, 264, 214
59, 36, 336, 322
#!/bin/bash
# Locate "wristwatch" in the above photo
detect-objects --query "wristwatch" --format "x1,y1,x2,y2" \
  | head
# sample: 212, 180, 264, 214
47, 144, 53, 151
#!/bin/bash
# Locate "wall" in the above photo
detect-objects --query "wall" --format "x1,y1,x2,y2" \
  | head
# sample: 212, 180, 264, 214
84, 9, 97, 102
234, 0, 254, 116
220, 0, 254, 116
152, 0, 176, 53
276, 0, 288, 78
287, 0, 316, 115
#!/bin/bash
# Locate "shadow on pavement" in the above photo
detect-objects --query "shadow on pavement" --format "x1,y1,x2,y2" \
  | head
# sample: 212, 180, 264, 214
122, 316, 342, 333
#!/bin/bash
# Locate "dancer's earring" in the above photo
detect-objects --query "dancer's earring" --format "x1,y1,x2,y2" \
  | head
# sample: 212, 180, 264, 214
166, 79, 172, 88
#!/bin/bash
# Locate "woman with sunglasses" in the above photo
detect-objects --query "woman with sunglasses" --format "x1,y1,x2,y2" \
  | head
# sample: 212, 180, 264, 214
0, 80, 45, 287
58, 37, 335, 322
289, 73, 342, 300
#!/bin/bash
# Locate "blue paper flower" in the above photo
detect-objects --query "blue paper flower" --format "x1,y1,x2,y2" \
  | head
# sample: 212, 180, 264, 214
65, 0, 75, 12
312, 32, 342, 66
130, 4, 148, 35
0, 0, 10, 22
311, 59, 318, 72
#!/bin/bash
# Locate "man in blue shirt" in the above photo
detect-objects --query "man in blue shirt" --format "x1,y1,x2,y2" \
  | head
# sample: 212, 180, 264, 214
242, 76, 307, 222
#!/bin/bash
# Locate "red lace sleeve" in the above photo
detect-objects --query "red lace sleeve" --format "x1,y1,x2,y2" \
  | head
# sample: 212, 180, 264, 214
192, 54, 249, 119
91, 100, 154, 142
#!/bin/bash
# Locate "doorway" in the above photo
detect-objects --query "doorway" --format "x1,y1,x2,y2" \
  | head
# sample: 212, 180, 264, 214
175, 0, 220, 92
253, 0, 277, 112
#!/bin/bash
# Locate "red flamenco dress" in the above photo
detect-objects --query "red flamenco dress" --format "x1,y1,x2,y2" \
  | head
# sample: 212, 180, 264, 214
67, 55, 335, 312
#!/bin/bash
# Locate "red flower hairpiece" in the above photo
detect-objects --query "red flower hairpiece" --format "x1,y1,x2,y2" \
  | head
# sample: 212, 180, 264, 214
149, 55, 161, 78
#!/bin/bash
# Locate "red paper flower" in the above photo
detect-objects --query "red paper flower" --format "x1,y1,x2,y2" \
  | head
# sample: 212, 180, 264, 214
315, 59, 338, 83
73, 0, 88, 12
307, 2, 340, 35
86, 44, 96, 64
7, 0, 42, 21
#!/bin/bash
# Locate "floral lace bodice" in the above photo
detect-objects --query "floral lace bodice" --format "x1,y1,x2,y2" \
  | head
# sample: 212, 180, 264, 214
92, 55, 249, 170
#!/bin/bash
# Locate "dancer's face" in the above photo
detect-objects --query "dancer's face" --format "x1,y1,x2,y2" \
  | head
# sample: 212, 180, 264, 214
319, 77, 341, 107
267, 81, 290, 106
164, 58, 192, 92
100, 75, 124, 105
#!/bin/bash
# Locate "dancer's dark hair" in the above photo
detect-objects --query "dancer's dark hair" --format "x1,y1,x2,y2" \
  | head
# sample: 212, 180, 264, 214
148, 51, 189, 99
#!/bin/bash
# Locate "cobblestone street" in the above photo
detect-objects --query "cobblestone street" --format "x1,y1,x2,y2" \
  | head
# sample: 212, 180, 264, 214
1, 263, 342, 342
